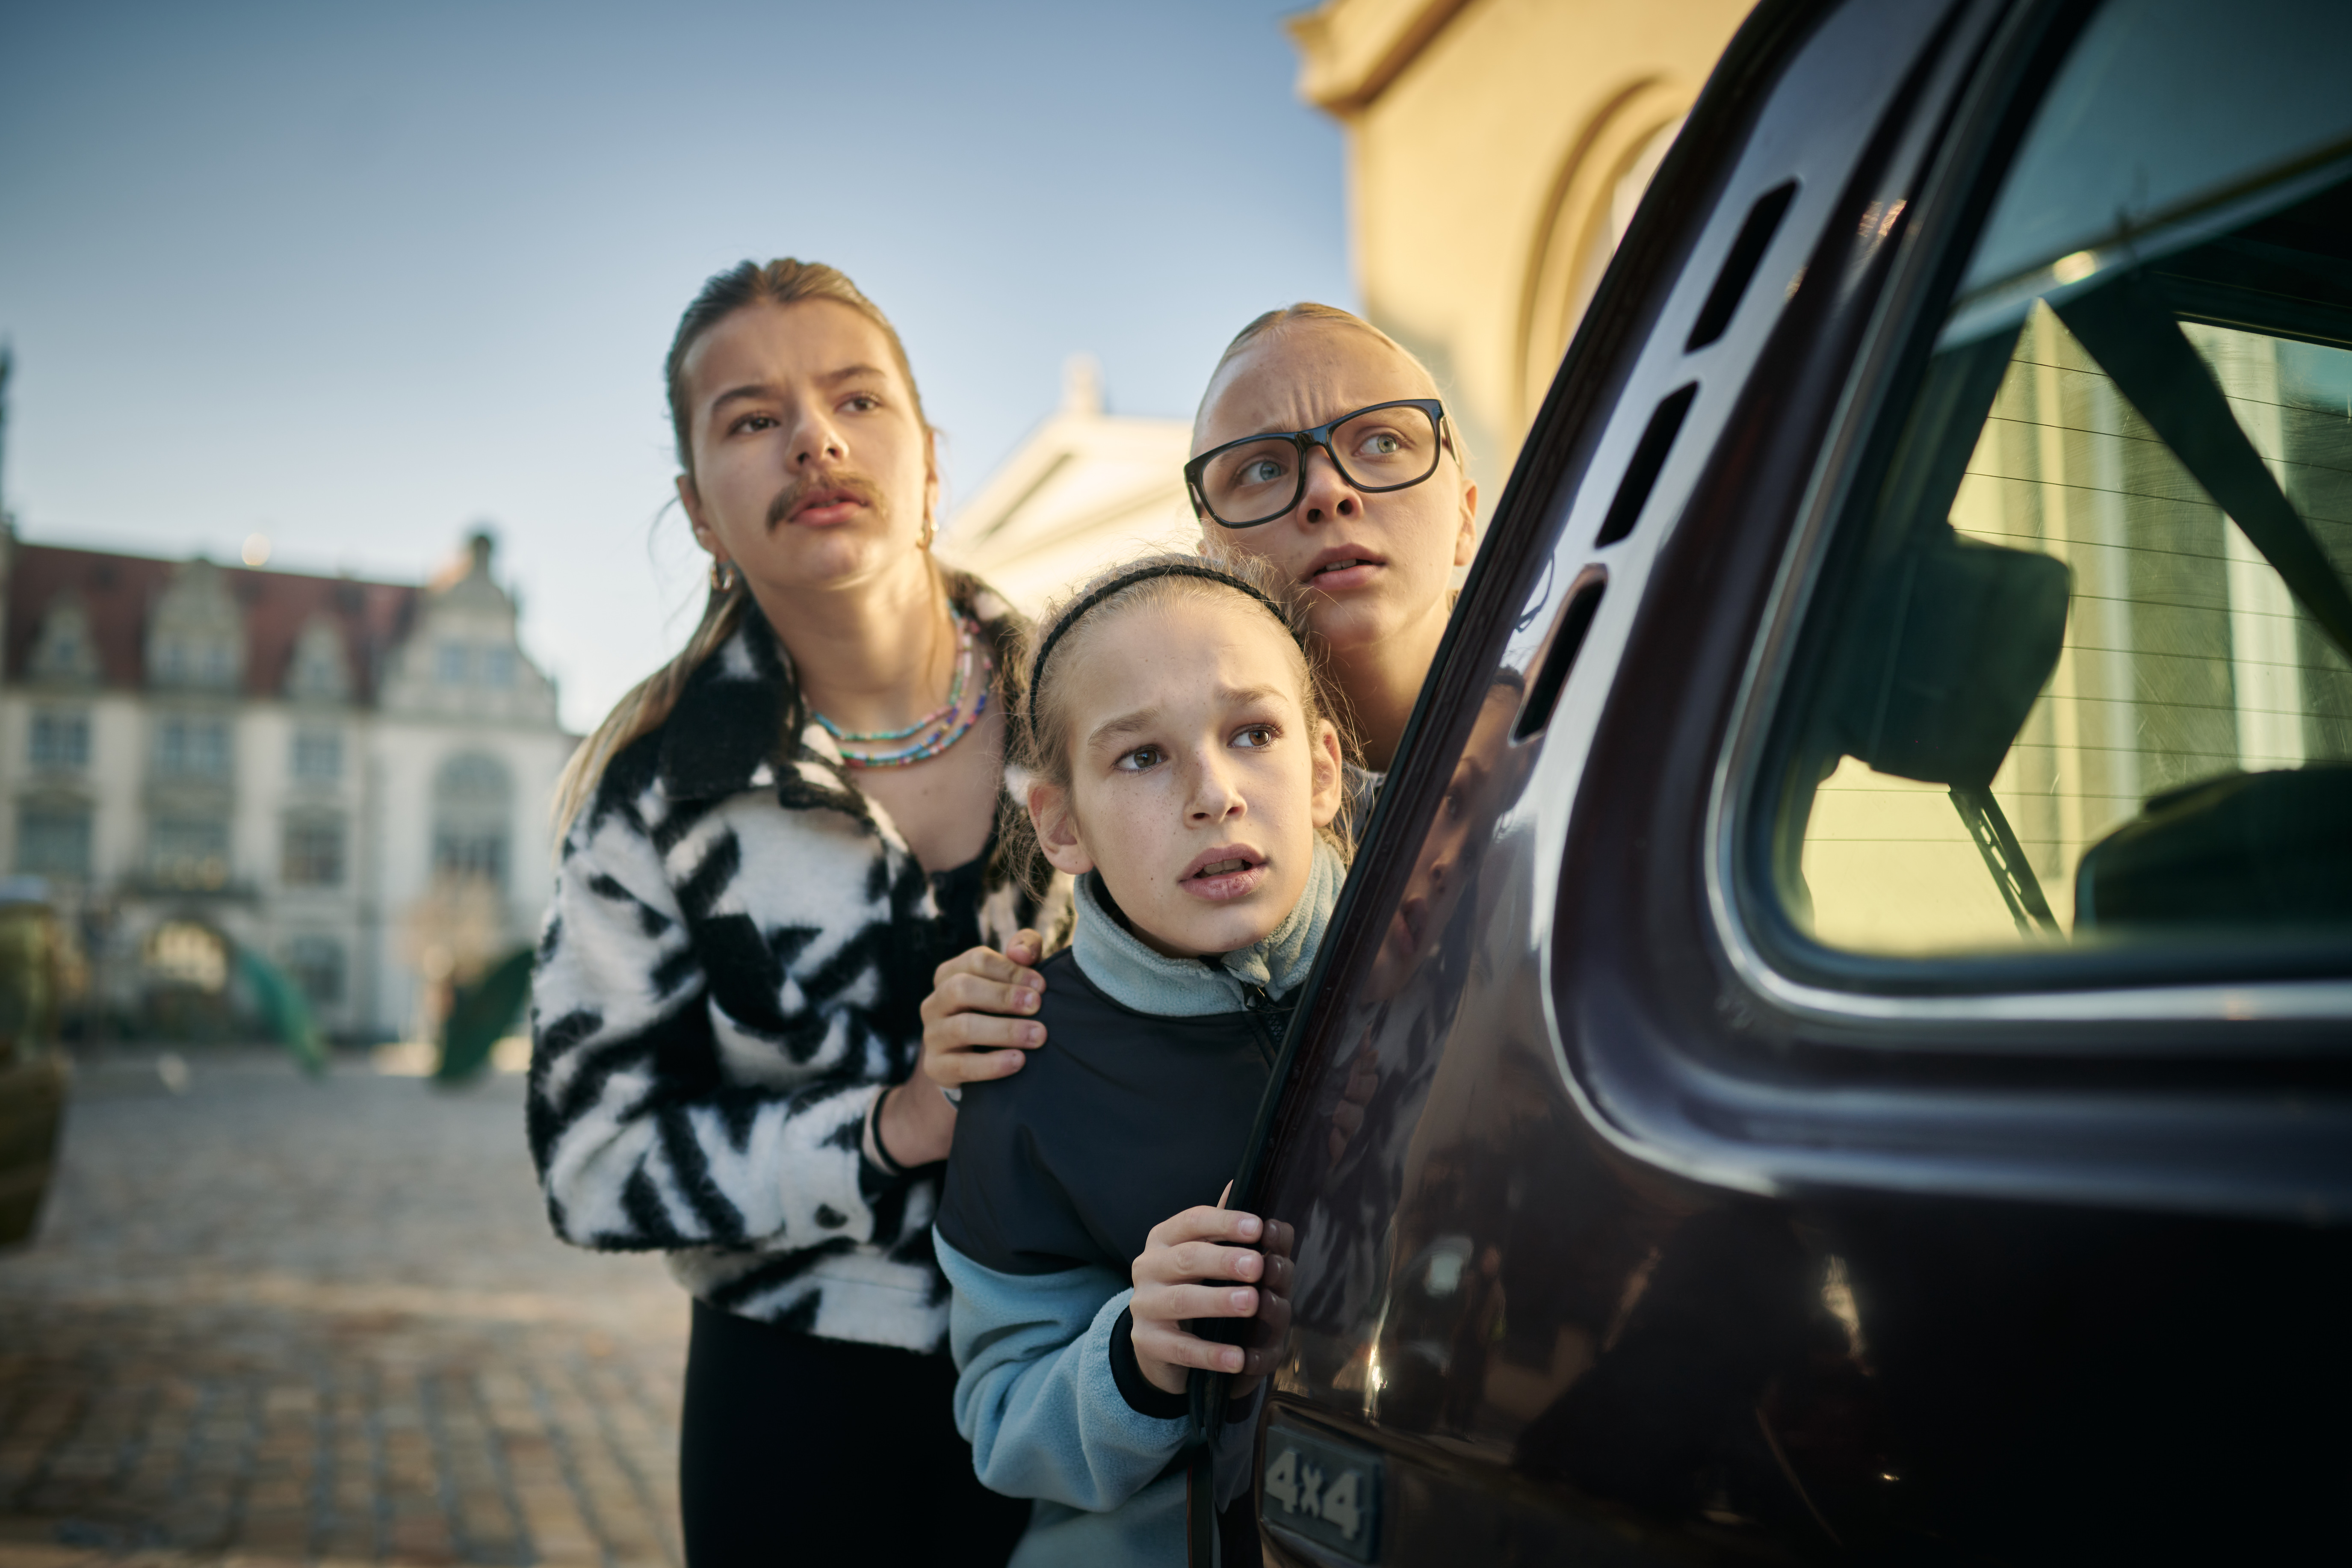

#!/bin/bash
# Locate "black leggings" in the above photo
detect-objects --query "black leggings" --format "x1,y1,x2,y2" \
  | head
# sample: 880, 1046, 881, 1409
679, 1300, 1029, 1568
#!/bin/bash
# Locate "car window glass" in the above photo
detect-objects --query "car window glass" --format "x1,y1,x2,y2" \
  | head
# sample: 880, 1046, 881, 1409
1959, 0, 2352, 304
1752, 0, 2352, 965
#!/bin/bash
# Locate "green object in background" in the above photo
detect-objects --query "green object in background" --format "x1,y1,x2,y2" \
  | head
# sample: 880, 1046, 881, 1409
235, 946, 328, 1076
438, 946, 535, 1083
0, 901, 59, 1055
0, 892, 69, 1248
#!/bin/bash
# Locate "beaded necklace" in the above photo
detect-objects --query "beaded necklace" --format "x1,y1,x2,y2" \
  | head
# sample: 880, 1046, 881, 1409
814, 606, 993, 769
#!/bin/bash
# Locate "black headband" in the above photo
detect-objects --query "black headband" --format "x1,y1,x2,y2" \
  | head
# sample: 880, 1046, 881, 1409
1025, 562, 1299, 747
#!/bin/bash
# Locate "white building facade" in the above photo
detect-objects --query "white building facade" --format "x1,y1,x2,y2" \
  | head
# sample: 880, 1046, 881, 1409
940, 356, 1202, 614
0, 528, 573, 1041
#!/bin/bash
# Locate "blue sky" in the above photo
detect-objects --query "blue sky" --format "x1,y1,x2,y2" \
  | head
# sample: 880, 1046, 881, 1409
0, 1, 1353, 730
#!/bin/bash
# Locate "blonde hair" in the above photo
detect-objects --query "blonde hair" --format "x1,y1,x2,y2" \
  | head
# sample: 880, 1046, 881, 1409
1007, 553, 1353, 873
553, 259, 932, 834
1190, 301, 1469, 472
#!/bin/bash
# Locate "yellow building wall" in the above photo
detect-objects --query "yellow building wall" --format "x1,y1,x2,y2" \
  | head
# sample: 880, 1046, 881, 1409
1291, 0, 1756, 512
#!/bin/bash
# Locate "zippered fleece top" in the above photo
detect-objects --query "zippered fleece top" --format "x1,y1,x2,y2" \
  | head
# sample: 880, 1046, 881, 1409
934, 846, 1341, 1566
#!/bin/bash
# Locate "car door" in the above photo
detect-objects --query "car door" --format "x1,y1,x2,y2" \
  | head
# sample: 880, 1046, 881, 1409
1240, 0, 2352, 1562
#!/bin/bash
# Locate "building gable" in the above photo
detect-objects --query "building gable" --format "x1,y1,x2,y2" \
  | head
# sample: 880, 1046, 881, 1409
3, 543, 419, 704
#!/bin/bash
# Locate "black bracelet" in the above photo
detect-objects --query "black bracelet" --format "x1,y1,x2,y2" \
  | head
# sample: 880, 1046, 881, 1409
865, 1089, 908, 1179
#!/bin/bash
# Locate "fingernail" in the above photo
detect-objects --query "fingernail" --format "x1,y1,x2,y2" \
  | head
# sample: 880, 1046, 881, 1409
1238, 1215, 1262, 1240
1018, 991, 1039, 1011
1230, 1288, 1254, 1311
1023, 1025, 1044, 1044
1224, 1350, 1244, 1371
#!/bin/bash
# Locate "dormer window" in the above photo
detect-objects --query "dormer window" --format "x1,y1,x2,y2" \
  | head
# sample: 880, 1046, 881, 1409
484, 647, 516, 688
29, 600, 100, 683
437, 643, 470, 685
150, 635, 239, 688
147, 561, 246, 691
285, 618, 352, 702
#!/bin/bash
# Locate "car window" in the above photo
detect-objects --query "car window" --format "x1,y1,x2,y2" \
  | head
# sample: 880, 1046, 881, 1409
1750, 0, 2352, 966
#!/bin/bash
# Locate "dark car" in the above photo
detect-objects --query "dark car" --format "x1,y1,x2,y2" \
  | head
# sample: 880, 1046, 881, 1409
1233, 0, 2352, 1560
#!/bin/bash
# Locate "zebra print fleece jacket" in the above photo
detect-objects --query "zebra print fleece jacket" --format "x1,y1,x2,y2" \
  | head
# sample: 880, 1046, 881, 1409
527, 580, 1064, 1352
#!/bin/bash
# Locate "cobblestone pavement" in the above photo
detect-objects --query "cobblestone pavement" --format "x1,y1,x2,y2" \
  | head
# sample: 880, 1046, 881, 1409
0, 1050, 688, 1568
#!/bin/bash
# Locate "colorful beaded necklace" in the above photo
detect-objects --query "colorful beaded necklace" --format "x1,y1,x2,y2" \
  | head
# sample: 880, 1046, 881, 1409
814, 606, 993, 769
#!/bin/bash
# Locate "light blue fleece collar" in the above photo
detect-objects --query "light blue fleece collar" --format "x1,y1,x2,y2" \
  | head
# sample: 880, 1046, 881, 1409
1071, 838, 1344, 1018
1340, 762, 1384, 849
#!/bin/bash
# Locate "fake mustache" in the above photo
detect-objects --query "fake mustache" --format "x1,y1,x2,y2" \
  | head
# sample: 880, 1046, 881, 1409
766, 470, 885, 530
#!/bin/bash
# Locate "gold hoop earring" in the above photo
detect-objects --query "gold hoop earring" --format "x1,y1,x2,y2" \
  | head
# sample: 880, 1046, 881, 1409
710, 559, 737, 593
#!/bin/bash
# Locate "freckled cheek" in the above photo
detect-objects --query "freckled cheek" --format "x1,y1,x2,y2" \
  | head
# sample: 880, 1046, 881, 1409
1090, 793, 1183, 881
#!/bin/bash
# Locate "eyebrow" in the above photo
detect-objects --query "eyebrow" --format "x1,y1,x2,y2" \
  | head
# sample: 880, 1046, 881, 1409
1223, 398, 1426, 444
1083, 685, 1291, 750
1087, 708, 1160, 749
706, 364, 890, 415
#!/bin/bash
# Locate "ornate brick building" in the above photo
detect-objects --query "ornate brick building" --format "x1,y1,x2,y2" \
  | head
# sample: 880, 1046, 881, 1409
0, 527, 574, 1040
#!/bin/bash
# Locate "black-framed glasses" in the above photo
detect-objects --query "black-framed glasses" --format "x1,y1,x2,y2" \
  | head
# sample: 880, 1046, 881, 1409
1184, 398, 1451, 529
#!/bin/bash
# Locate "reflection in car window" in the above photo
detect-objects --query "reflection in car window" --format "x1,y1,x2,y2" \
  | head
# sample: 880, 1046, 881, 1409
1754, 0, 2352, 963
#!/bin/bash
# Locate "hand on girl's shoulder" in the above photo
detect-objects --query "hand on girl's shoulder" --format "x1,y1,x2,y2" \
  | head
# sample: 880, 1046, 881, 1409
921, 930, 1052, 1092
953, 949, 1091, 1115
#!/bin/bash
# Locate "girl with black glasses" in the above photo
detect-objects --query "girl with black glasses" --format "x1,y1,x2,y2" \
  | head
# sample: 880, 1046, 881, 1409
919, 302, 1475, 1093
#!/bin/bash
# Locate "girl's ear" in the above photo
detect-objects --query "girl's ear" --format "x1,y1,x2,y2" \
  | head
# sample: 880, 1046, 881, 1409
679, 474, 714, 546
1308, 718, 1345, 831
1028, 782, 1096, 876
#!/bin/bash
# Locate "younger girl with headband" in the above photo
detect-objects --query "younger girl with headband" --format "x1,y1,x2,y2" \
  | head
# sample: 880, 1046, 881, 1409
932, 555, 1348, 1565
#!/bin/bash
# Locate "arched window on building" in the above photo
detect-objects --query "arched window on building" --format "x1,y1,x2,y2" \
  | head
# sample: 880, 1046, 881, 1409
1516, 86, 1691, 429
431, 752, 511, 891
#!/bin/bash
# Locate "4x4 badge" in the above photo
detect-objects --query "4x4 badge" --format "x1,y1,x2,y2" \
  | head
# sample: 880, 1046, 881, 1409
1262, 1421, 1381, 1562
